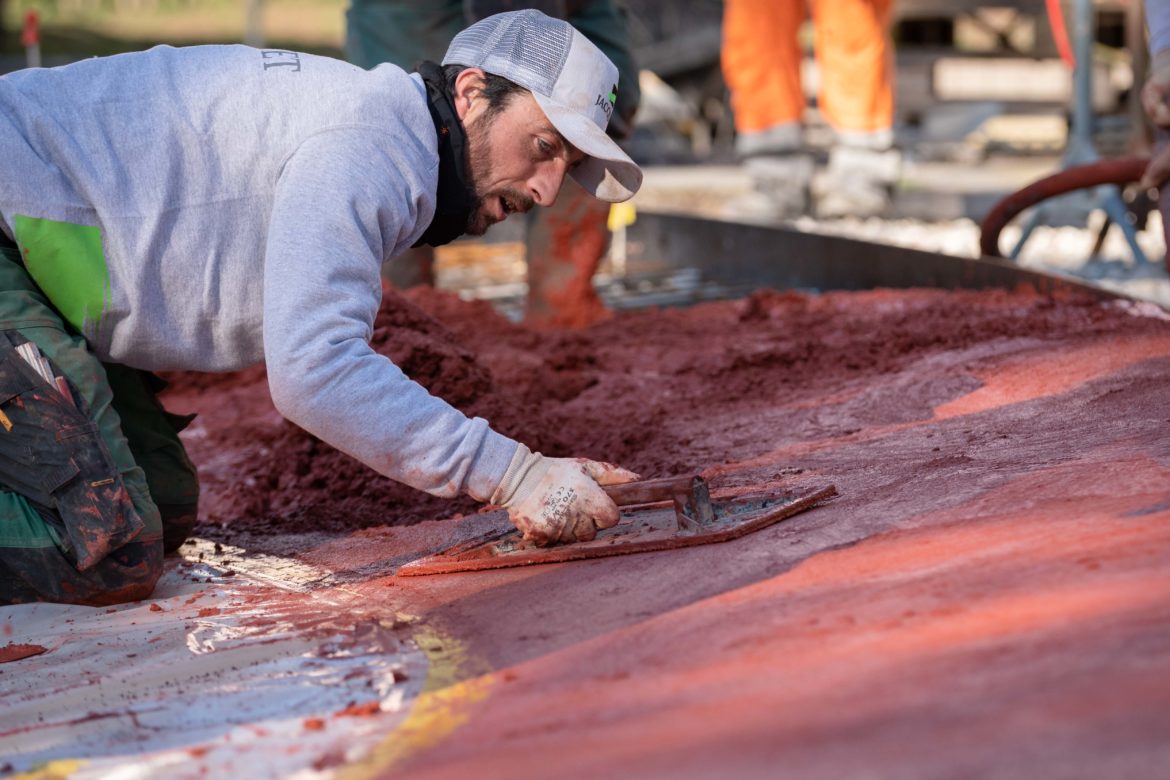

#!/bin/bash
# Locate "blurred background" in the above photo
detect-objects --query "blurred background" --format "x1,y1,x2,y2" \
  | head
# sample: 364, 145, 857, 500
0, 0, 1163, 310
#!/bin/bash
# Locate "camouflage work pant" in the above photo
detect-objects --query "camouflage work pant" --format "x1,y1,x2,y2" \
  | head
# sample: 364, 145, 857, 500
0, 246, 199, 605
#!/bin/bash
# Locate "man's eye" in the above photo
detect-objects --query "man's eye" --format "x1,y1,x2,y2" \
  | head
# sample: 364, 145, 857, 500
536, 138, 553, 156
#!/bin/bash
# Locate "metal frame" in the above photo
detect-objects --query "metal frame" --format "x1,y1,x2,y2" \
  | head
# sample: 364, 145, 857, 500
622, 211, 1123, 301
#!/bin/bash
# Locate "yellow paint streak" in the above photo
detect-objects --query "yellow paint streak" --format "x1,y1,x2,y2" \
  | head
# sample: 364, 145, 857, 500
934, 333, 1170, 420
337, 625, 495, 779
412, 627, 492, 694
11, 759, 85, 780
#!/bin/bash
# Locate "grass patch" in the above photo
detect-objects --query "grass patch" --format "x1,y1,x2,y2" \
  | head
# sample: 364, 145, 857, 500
1, 0, 347, 58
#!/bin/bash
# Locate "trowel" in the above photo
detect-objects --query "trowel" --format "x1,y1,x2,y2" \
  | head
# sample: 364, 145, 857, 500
397, 476, 836, 576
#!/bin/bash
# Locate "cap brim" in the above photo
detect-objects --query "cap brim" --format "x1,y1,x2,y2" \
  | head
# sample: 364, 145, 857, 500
532, 92, 642, 203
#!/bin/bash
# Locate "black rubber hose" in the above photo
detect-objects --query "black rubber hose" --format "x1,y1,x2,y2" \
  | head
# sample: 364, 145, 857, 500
978, 156, 1150, 259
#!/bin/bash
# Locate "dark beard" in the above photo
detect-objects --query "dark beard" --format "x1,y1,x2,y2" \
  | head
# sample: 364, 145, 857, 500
462, 110, 535, 236
463, 110, 496, 237
464, 196, 493, 237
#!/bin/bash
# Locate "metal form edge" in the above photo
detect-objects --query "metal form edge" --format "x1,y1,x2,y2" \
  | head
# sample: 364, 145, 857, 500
626, 210, 1124, 301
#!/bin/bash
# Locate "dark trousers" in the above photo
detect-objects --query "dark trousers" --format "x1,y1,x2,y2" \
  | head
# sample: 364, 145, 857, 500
0, 246, 198, 605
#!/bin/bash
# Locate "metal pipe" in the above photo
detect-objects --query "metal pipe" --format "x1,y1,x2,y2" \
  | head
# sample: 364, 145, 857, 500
1071, 0, 1094, 158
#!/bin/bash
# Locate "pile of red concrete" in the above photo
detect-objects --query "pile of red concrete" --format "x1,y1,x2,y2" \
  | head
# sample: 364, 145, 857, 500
163, 282, 1161, 541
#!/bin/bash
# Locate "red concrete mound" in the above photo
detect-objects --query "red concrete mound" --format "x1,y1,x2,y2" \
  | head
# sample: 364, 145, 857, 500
164, 283, 1164, 539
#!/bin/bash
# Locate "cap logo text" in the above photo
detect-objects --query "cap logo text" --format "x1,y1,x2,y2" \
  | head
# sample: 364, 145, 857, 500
595, 83, 617, 118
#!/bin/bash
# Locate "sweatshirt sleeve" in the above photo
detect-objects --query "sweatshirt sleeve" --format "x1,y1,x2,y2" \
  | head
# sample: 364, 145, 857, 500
1151, 0, 1170, 56
262, 127, 518, 501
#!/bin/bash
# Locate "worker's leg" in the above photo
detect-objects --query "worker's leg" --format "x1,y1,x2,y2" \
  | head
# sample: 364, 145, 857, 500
808, 0, 898, 217
521, 0, 638, 325
0, 247, 163, 605
567, 0, 641, 138
345, 0, 464, 70
722, 0, 806, 154
809, 0, 895, 143
102, 364, 200, 554
383, 246, 436, 289
525, 177, 611, 328
346, 0, 461, 289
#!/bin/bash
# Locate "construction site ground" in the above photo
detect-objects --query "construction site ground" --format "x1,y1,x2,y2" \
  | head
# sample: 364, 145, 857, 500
4, 156, 1170, 778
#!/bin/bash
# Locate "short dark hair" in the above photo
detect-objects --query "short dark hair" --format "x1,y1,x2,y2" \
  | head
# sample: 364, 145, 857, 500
442, 63, 528, 121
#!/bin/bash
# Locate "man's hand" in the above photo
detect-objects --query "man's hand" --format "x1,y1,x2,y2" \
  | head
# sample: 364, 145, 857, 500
1144, 50, 1170, 129
1140, 48, 1170, 191
491, 444, 640, 546
1142, 141, 1170, 190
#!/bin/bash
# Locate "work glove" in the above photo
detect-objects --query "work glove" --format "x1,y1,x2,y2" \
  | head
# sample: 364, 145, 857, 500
491, 443, 639, 546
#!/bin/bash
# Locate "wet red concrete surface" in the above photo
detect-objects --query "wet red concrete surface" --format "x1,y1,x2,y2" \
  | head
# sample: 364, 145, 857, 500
163, 285, 1170, 778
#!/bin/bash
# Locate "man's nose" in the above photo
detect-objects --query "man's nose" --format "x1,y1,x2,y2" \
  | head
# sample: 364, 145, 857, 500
530, 160, 569, 207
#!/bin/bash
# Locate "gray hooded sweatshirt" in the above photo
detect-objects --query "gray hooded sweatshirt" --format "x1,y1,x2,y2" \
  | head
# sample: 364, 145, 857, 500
0, 44, 517, 502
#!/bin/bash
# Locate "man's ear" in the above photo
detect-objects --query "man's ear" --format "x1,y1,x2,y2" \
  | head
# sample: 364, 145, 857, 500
452, 68, 487, 121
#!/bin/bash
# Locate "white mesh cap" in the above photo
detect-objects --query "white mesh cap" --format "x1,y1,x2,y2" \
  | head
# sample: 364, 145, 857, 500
442, 9, 642, 202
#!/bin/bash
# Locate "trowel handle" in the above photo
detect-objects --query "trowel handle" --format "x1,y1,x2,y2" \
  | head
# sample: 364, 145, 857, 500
602, 475, 705, 507
603, 475, 715, 533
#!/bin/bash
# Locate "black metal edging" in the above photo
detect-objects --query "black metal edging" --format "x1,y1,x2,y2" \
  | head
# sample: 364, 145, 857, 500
625, 211, 1123, 301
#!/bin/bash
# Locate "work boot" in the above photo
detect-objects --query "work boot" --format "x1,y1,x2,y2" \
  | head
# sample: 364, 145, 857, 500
813, 145, 902, 219
723, 152, 815, 221
724, 122, 815, 220
159, 503, 198, 554
751, 153, 815, 217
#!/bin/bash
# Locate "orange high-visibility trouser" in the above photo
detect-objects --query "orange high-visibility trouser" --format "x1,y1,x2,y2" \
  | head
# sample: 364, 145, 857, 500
722, 0, 894, 134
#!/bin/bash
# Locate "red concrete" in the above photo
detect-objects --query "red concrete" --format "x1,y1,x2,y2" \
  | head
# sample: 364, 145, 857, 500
0, 643, 47, 663
163, 285, 1170, 777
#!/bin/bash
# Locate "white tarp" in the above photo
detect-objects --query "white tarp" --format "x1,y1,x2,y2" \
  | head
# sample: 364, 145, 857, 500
0, 539, 427, 778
